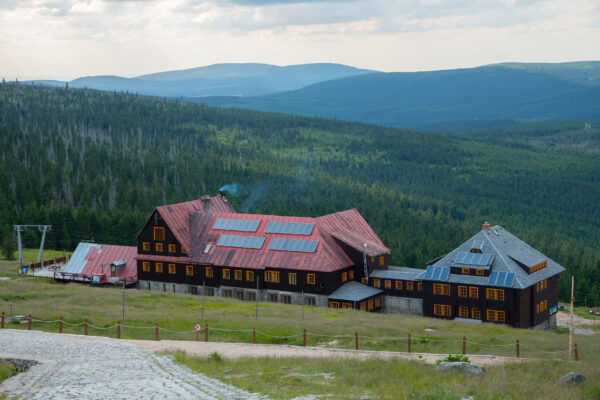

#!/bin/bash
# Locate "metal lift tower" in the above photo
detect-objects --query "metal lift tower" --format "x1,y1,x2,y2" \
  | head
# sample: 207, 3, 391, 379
13, 225, 52, 267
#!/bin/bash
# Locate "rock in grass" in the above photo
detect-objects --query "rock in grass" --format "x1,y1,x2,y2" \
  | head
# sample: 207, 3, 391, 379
557, 372, 585, 384
436, 362, 485, 376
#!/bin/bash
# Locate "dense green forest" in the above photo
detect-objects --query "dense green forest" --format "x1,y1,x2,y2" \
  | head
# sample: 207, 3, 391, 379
0, 83, 599, 306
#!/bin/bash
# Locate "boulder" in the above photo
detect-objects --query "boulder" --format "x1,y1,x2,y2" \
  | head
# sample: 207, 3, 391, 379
436, 362, 485, 377
557, 372, 586, 384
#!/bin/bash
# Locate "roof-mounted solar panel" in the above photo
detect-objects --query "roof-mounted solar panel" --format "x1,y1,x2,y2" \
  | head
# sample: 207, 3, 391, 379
488, 271, 499, 285
265, 221, 314, 236
424, 265, 450, 282
217, 234, 265, 249
268, 238, 318, 253
454, 251, 493, 266
504, 272, 515, 287
213, 218, 260, 232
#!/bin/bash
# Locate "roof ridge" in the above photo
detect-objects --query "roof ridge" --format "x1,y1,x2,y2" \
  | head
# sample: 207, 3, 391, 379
481, 229, 523, 288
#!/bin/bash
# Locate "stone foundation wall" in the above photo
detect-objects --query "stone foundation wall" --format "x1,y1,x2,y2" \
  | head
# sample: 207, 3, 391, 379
383, 296, 423, 315
138, 280, 328, 307
531, 313, 557, 331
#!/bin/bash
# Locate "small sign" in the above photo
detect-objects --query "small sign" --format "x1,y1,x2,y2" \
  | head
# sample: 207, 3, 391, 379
550, 306, 557, 315
194, 323, 202, 331
18, 267, 31, 275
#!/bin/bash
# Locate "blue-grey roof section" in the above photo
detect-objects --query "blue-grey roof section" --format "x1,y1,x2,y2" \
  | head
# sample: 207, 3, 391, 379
265, 221, 314, 236
370, 266, 425, 281
427, 225, 566, 289
328, 281, 383, 302
213, 218, 260, 232
62, 243, 102, 274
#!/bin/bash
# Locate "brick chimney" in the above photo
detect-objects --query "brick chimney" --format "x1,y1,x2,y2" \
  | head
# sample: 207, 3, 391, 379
482, 222, 491, 231
201, 195, 211, 212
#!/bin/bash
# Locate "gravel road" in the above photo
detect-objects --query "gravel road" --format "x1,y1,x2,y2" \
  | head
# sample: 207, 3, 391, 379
0, 329, 269, 400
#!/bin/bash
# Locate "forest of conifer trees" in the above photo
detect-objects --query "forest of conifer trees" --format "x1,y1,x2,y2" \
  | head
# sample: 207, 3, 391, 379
0, 83, 599, 305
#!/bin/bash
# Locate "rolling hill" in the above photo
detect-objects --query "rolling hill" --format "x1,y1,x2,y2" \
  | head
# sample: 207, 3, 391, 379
199, 62, 600, 129
27, 63, 375, 98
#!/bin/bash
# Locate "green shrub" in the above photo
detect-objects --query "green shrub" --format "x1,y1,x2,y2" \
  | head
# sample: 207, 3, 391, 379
435, 354, 470, 365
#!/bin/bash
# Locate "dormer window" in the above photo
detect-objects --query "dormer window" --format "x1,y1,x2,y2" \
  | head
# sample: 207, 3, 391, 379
470, 240, 484, 253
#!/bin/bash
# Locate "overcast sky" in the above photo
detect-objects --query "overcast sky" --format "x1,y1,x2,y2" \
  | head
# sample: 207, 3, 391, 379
1, 0, 599, 80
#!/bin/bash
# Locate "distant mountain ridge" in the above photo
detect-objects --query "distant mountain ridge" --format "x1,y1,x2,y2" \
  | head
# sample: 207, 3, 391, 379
197, 61, 600, 129
26, 63, 375, 98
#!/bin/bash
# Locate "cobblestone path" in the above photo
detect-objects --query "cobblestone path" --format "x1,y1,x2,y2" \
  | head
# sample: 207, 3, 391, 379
0, 329, 269, 399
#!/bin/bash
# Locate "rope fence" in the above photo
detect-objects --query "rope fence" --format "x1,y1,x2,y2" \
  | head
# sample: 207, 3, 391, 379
0, 310, 581, 361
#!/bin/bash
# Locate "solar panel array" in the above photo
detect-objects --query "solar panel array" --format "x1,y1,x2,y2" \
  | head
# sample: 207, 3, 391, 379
487, 271, 516, 287
268, 238, 318, 253
213, 218, 260, 232
265, 221, 314, 236
423, 265, 450, 281
454, 252, 493, 266
217, 234, 265, 249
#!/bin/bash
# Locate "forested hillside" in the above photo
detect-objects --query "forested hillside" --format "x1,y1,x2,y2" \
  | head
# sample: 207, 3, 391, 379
0, 83, 599, 305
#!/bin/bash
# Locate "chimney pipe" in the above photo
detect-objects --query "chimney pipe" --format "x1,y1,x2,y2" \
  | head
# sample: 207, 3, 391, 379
201, 195, 211, 212
482, 222, 491, 231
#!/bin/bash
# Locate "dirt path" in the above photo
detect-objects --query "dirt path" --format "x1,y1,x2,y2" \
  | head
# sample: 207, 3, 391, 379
76, 333, 527, 366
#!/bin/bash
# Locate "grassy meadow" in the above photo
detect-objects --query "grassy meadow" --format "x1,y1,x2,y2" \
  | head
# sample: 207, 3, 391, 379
1, 251, 599, 398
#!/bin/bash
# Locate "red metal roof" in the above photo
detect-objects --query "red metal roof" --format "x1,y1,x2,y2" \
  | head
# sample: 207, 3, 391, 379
187, 208, 389, 273
135, 195, 235, 250
79, 244, 138, 280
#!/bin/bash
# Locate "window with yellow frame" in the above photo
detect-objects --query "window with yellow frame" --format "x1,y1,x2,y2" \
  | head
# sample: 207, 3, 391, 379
168, 244, 176, 253
459, 306, 468, 318
246, 270, 254, 281
205, 266, 213, 278
341, 272, 347, 282
142, 242, 150, 251
434, 304, 451, 316
471, 307, 481, 319
349, 270, 354, 280
155, 243, 163, 252
307, 273, 315, 285
234, 270, 242, 280
361, 277, 368, 284
289, 273, 297, 285
476, 269, 485, 276
185, 265, 193, 276
378, 256, 385, 266
406, 281, 414, 291
384, 280, 391, 289
395, 280, 402, 290
222, 269, 230, 279
373, 279, 381, 288
329, 301, 339, 309
375, 296, 381, 308
153, 227, 165, 241
142, 262, 150, 272
168, 264, 176, 274
433, 283, 449, 295
417, 282, 422, 291
458, 286, 468, 297
155, 263, 163, 273
461, 267, 470, 275
265, 270, 280, 283
469, 287, 479, 298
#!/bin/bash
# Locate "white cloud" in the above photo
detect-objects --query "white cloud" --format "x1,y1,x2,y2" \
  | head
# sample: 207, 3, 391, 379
0, 0, 598, 79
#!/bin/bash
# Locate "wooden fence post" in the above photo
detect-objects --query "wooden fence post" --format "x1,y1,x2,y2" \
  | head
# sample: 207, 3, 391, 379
303, 329, 307, 347
117, 320, 121, 339
408, 333, 411, 353
59, 316, 63, 333
253, 327, 256, 344
574, 343, 578, 361
355, 331, 359, 350
28, 314, 32, 330
594, 316, 596, 329
516, 339, 520, 358
204, 323, 208, 342
85, 319, 88, 336
196, 330, 199, 341
462, 336, 466, 355
1, 311, 4, 329
155, 323, 159, 341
